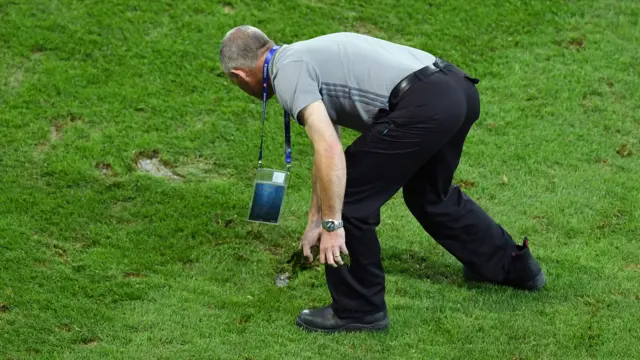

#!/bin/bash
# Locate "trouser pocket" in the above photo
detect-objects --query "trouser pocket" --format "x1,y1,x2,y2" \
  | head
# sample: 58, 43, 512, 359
367, 119, 393, 140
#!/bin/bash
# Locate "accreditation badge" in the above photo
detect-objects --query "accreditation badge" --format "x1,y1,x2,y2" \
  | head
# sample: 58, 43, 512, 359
247, 168, 290, 225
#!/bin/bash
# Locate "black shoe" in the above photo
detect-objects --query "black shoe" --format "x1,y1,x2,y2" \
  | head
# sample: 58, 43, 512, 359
295, 305, 389, 333
463, 237, 546, 291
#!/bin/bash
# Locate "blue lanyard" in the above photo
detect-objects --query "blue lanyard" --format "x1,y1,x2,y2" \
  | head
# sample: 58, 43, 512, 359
259, 46, 292, 170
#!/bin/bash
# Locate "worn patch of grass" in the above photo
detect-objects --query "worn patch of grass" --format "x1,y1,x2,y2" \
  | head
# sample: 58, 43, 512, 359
1, 0, 639, 359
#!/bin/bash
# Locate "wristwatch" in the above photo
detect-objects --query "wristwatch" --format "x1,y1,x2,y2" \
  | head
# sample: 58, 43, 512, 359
322, 219, 344, 232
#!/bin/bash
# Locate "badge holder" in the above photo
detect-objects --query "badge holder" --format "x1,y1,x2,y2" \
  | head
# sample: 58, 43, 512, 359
247, 167, 290, 225
247, 46, 293, 225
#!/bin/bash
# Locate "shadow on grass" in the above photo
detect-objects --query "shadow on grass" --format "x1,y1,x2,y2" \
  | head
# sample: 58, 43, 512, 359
381, 247, 463, 286
280, 246, 477, 289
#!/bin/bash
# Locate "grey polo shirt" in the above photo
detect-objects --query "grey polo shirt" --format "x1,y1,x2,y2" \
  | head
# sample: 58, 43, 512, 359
269, 32, 436, 133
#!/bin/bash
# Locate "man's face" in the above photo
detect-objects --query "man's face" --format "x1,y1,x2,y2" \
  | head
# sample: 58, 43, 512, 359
229, 70, 262, 99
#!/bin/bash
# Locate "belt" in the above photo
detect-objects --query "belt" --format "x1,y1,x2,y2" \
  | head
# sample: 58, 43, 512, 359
388, 58, 453, 111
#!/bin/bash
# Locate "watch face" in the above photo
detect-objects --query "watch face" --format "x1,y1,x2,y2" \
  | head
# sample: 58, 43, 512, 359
323, 220, 341, 231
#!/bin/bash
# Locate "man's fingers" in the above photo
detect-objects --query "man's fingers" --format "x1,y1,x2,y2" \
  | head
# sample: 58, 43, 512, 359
302, 243, 312, 262
319, 249, 326, 264
325, 249, 336, 267
325, 250, 335, 266
333, 255, 343, 266
333, 248, 343, 266
340, 244, 349, 255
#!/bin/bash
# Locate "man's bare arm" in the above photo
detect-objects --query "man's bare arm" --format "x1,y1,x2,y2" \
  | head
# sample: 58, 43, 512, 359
308, 164, 321, 225
308, 124, 341, 225
300, 101, 345, 222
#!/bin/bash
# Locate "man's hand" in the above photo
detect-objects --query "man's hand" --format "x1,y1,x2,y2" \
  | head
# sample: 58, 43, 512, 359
320, 228, 348, 267
300, 221, 322, 263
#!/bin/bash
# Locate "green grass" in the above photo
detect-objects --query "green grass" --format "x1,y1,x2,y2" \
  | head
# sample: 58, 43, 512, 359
1, 0, 640, 359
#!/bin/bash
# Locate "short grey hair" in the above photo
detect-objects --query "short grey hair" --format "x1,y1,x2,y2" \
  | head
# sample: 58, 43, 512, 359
220, 25, 275, 75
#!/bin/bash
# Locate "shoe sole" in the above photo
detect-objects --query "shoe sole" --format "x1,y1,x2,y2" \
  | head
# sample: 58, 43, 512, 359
464, 268, 547, 291
295, 317, 389, 333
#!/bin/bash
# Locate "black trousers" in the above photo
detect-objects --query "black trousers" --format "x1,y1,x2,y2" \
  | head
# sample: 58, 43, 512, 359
327, 64, 518, 318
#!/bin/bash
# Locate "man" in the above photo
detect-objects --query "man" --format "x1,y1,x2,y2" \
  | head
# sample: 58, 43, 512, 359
219, 26, 546, 333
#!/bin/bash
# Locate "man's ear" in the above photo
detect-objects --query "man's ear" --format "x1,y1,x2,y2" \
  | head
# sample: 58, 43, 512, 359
230, 69, 250, 82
